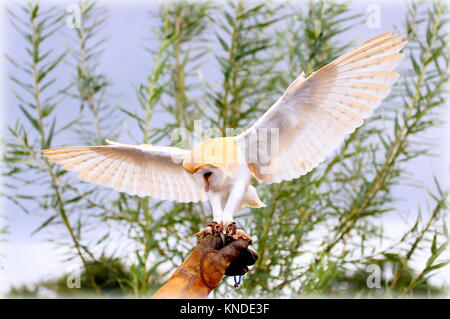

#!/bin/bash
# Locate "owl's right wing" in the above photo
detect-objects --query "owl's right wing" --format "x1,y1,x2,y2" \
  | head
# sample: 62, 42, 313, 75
41, 140, 208, 203
236, 32, 406, 184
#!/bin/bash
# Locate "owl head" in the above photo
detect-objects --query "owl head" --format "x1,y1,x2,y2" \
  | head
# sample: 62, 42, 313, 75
182, 137, 240, 192
191, 165, 225, 192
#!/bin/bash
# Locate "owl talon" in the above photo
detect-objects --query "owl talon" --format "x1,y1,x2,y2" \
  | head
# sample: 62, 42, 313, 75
196, 221, 224, 239
226, 222, 253, 244
232, 229, 253, 244
213, 222, 224, 233
195, 226, 213, 239
226, 221, 238, 235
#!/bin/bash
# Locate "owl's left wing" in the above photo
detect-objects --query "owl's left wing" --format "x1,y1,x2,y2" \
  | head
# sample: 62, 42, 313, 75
41, 140, 208, 202
236, 32, 407, 184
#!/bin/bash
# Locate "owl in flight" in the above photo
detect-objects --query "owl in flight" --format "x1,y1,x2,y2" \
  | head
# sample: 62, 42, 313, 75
42, 32, 406, 241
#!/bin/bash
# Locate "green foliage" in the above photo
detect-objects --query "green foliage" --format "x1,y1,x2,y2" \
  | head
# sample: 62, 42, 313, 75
8, 255, 132, 298
69, 0, 115, 145
2, 0, 449, 298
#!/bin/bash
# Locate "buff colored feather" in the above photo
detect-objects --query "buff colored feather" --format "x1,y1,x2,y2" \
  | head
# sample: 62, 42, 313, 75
182, 137, 240, 173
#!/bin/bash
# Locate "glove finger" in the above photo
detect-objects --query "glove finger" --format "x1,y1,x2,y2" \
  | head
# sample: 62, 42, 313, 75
241, 248, 258, 266
198, 233, 225, 251
218, 239, 249, 264
225, 263, 249, 276
224, 248, 257, 276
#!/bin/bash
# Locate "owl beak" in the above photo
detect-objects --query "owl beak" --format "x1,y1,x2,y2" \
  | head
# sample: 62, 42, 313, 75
204, 175, 210, 192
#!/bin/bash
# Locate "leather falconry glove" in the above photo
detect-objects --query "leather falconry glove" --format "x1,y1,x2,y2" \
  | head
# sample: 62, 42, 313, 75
152, 233, 258, 299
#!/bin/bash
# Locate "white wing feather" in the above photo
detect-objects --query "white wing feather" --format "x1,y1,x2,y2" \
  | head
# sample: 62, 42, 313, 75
237, 32, 407, 184
41, 141, 208, 203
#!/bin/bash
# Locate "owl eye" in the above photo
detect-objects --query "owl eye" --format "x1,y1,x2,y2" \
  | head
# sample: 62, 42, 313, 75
203, 172, 212, 178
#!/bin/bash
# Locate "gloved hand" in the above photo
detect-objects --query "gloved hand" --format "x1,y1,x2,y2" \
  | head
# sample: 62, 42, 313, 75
152, 232, 258, 298
222, 235, 259, 277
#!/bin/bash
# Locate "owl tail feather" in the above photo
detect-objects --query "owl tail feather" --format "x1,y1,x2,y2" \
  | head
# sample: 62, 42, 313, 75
240, 185, 266, 209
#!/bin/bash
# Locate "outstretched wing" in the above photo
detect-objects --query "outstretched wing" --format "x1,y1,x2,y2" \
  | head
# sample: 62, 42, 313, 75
41, 140, 207, 202
237, 32, 407, 184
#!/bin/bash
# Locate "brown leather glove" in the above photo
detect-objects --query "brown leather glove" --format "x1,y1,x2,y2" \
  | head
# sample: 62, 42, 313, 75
152, 233, 258, 299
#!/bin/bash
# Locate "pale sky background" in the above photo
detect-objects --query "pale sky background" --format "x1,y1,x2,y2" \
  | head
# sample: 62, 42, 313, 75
0, 0, 449, 296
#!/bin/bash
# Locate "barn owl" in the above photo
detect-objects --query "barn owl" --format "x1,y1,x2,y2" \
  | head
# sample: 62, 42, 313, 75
42, 32, 406, 241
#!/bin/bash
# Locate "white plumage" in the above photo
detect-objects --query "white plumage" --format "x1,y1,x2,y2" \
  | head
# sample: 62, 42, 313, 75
42, 32, 406, 234
237, 32, 406, 184
42, 142, 207, 202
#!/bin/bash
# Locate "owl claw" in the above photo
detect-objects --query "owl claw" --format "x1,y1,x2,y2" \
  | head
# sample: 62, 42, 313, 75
213, 222, 224, 233
196, 221, 224, 239
226, 222, 253, 244
196, 221, 253, 244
